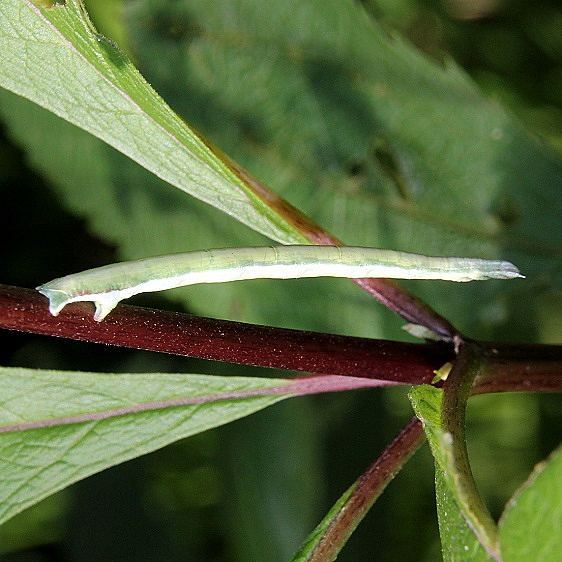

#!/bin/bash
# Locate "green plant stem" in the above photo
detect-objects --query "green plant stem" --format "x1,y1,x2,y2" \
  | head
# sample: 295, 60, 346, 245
442, 343, 501, 560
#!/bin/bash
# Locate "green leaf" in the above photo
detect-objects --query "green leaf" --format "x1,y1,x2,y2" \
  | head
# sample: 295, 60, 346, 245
409, 386, 445, 464
0, 366, 386, 526
2, 0, 559, 339
0, 366, 292, 525
435, 467, 493, 562
0, 89, 392, 337
499, 446, 562, 562
123, 0, 561, 336
409, 385, 493, 561
0, 0, 305, 243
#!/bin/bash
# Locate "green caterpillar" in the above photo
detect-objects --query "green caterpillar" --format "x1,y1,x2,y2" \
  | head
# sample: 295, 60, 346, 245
37, 246, 523, 321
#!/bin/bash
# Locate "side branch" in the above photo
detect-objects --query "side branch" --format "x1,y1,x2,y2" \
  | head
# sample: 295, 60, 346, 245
294, 417, 425, 561
229, 162, 459, 340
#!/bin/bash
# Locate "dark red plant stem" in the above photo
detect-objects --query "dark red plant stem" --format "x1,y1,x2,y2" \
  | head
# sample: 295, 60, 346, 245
305, 417, 425, 562
473, 342, 562, 394
352, 276, 457, 341
0, 284, 449, 384
3, 285, 561, 392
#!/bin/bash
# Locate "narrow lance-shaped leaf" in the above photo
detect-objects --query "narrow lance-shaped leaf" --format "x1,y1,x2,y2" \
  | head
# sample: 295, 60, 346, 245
0, 0, 305, 243
434, 465, 494, 562
0, 366, 388, 525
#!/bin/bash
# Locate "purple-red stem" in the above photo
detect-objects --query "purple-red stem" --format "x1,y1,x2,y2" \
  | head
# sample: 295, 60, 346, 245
473, 342, 562, 394
1, 285, 561, 392
0, 284, 449, 384
306, 417, 425, 562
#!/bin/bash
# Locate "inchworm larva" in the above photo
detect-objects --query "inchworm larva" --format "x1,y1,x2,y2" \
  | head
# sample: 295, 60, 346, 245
37, 246, 523, 321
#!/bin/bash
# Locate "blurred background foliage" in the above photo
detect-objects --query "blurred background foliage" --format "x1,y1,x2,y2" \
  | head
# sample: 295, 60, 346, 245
0, 0, 560, 560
